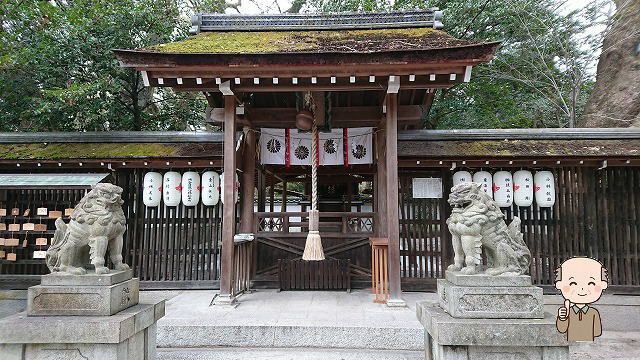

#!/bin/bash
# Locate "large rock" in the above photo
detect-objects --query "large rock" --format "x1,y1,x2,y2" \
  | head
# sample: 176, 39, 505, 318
581, 0, 640, 127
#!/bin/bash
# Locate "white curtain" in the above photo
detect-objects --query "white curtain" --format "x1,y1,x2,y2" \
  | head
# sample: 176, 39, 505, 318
290, 130, 312, 166
260, 128, 286, 165
347, 127, 373, 165
319, 129, 344, 166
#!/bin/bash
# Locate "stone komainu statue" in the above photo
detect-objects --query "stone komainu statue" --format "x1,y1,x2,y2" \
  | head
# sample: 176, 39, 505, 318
446, 183, 531, 276
46, 183, 129, 275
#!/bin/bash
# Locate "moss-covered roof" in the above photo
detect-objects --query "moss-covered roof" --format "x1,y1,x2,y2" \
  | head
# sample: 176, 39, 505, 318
399, 139, 640, 158
0, 143, 221, 160
144, 28, 474, 54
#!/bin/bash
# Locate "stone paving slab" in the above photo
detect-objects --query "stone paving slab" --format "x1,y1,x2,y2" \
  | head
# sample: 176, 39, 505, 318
158, 347, 424, 360
152, 289, 427, 350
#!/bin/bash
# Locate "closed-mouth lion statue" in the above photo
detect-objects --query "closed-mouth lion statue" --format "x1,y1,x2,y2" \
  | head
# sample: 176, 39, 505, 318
447, 182, 531, 276
46, 183, 129, 275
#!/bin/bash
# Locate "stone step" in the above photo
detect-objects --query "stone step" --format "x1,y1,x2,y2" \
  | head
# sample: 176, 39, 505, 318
157, 324, 424, 350
158, 347, 424, 360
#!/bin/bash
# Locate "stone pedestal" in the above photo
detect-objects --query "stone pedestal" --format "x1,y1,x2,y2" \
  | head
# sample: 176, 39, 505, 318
417, 271, 569, 360
1, 269, 164, 360
438, 271, 544, 319
0, 301, 164, 360
28, 270, 139, 316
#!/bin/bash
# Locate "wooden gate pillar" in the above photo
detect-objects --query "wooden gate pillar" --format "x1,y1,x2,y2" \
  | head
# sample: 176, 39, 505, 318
384, 92, 406, 307
240, 126, 256, 233
215, 95, 237, 305
375, 123, 388, 237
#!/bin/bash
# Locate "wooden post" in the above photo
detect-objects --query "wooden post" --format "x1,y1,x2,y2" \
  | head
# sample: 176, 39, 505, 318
375, 124, 388, 237
240, 126, 256, 234
215, 95, 237, 305
385, 93, 405, 307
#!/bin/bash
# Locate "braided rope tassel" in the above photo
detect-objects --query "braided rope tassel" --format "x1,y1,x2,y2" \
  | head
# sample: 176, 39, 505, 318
302, 93, 325, 261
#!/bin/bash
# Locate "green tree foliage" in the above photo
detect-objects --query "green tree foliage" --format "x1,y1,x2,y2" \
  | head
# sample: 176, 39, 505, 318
0, 0, 226, 131
305, 0, 608, 129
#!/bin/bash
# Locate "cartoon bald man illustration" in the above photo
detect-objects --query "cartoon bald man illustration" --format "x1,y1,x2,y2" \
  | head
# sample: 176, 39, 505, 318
555, 257, 608, 341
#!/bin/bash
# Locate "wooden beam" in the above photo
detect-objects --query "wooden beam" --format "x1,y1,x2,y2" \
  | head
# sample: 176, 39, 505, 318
240, 127, 256, 234
140, 63, 474, 79
152, 75, 460, 93
217, 95, 237, 304
209, 106, 422, 127
385, 92, 404, 306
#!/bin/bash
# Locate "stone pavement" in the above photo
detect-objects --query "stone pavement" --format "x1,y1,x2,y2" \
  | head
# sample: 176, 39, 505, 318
137, 289, 640, 360
2, 289, 639, 359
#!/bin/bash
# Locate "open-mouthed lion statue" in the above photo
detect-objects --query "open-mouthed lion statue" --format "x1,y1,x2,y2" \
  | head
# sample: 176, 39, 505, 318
447, 182, 531, 276
46, 183, 129, 275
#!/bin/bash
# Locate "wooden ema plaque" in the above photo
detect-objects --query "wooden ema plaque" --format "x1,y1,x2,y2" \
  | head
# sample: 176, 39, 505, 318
5, 238, 19, 247
33, 250, 47, 259
0, 250, 5, 259
22, 223, 35, 231
64, 208, 74, 216
0, 238, 4, 246
36, 207, 48, 216
0, 224, 6, 231
0, 209, 6, 217
11, 208, 20, 216
8, 224, 20, 232
23, 209, 30, 217
49, 211, 63, 219
35, 238, 48, 246
6, 252, 16, 261
34, 224, 47, 232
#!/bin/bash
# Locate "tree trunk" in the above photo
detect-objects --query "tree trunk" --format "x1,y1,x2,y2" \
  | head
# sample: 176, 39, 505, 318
580, 0, 640, 127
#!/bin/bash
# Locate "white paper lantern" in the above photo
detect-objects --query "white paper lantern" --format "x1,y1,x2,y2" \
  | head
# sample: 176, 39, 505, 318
181, 172, 201, 207
143, 172, 162, 207
452, 171, 472, 186
220, 172, 239, 204
513, 170, 534, 207
162, 171, 182, 207
201, 171, 220, 206
534, 171, 556, 207
493, 171, 513, 207
472, 171, 493, 199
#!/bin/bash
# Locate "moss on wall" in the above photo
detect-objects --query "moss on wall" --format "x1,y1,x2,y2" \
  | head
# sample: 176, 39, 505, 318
145, 27, 470, 54
0, 143, 180, 160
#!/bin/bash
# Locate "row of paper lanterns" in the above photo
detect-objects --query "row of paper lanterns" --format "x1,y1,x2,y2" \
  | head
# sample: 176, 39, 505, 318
452, 170, 556, 208
143, 171, 239, 207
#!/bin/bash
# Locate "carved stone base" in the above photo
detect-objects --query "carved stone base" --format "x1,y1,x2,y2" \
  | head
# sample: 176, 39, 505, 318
0, 301, 164, 360
417, 302, 569, 360
437, 278, 544, 319
27, 271, 139, 316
